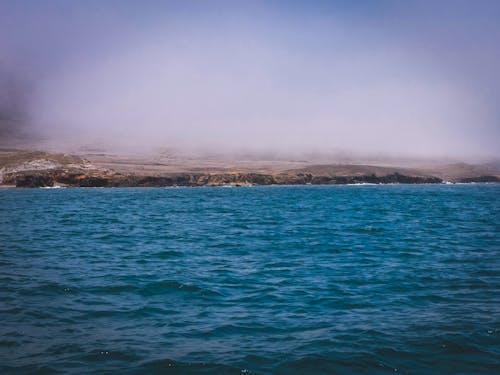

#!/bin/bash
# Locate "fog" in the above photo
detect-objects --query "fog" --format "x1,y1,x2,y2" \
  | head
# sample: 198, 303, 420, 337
1, 1, 499, 160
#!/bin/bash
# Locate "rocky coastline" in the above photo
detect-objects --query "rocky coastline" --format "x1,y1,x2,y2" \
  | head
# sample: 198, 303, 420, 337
1, 150, 498, 188
4, 168, 498, 188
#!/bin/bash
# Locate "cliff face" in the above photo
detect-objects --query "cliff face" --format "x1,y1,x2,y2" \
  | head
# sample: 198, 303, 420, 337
3, 169, 445, 187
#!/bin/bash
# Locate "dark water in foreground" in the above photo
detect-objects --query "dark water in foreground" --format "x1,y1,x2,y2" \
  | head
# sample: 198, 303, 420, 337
0, 185, 499, 374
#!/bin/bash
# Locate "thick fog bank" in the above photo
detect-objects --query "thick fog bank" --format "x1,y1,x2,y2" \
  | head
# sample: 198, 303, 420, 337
1, 1, 499, 161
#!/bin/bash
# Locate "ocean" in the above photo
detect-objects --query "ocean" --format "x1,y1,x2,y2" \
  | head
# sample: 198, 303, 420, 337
1, 185, 499, 374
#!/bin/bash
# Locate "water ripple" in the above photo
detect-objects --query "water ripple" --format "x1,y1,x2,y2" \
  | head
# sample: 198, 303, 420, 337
1, 185, 499, 374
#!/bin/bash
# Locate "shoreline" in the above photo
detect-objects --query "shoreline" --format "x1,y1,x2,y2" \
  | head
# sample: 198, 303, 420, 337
1, 149, 499, 188
2, 180, 499, 189
3, 169, 499, 188
2, 171, 445, 188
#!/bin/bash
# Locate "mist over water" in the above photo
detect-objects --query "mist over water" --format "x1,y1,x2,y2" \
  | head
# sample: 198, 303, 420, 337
1, 1, 499, 160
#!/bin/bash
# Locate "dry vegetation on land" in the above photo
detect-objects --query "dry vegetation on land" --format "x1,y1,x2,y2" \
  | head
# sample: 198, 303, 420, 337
1, 149, 499, 187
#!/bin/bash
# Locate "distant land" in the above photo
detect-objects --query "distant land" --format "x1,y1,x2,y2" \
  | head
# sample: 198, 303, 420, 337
1, 148, 499, 188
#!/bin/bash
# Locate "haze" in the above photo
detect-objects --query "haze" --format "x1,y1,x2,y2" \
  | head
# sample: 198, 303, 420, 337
1, 0, 499, 160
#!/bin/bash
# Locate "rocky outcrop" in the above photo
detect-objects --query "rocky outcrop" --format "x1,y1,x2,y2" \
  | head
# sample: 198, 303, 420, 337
14, 173, 54, 188
3, 168, 448, 187
457, 175, 499, 183
8, 170, 500, 188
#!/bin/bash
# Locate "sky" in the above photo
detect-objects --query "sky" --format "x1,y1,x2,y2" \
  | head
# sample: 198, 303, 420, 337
0, 0, 499, 160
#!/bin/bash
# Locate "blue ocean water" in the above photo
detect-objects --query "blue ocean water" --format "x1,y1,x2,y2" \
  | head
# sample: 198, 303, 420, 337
0, 185, 499, 374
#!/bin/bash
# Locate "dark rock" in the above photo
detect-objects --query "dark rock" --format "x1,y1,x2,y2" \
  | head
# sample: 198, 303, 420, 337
458, 175, 499, 183
4, 168, 445, 188
308, 173, 442, 185
15, 174, 54, 187
78, 177, 109, 187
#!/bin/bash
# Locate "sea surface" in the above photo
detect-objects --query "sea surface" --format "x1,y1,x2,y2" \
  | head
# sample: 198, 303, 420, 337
0, 185, 499, 374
